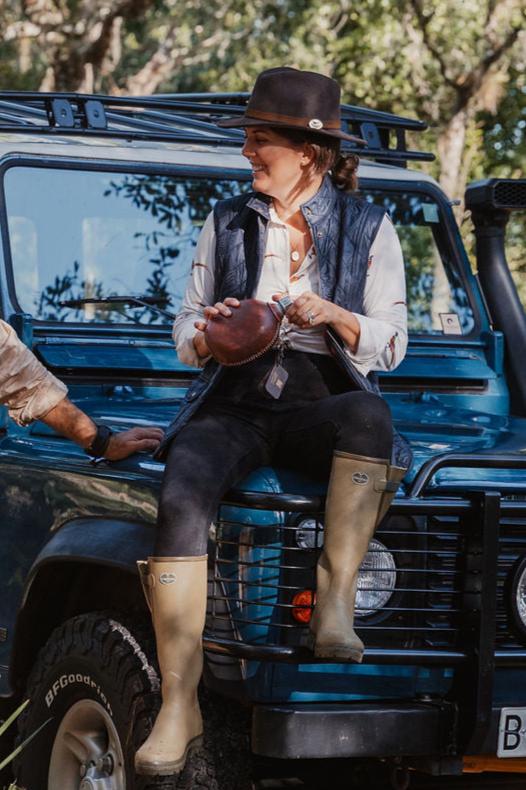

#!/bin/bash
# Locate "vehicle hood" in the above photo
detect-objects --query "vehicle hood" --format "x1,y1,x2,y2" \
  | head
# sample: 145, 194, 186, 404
30, 390, 526, 497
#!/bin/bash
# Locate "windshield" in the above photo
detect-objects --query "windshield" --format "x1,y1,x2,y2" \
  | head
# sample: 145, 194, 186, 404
4, 166, 248, 326
3, 165, 475, 334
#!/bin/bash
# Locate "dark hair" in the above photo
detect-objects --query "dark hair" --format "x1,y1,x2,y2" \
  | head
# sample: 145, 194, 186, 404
268, 127, 359, 192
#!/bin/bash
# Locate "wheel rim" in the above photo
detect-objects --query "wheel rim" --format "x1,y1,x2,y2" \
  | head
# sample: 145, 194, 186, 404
48, 699, 126, 789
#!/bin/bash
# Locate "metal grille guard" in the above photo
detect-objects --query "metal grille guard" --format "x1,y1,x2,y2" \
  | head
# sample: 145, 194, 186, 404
204, 452, 526, 755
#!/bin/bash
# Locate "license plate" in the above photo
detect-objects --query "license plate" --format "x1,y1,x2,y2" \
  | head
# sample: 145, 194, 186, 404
498, 708, 526, 757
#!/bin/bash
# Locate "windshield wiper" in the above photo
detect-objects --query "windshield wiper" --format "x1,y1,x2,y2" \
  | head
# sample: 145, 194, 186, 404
58, 295, 176, 320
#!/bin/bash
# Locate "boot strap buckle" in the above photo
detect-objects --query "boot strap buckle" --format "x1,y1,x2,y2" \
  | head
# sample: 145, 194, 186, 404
137, 561, 155, 588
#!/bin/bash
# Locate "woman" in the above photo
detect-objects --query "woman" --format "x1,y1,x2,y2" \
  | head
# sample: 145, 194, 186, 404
136, 66, 411, 777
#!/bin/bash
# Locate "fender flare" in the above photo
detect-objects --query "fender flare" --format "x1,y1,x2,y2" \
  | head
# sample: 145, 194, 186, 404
11, 518, 155, 691
26, 517, 155, 588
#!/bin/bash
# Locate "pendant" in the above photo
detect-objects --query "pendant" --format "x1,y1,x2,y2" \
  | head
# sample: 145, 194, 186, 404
291, 250, 300, 262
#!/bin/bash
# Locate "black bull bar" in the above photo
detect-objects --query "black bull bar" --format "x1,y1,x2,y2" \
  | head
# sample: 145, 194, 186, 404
203, 453, 526, 756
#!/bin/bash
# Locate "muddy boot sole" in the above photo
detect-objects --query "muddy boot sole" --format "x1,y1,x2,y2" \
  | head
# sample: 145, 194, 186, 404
313, 643, 364, 663
135, 734, 203, 776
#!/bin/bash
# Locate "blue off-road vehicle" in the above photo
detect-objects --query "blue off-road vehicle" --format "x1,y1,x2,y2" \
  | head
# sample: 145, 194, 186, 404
0, 92, 525, 790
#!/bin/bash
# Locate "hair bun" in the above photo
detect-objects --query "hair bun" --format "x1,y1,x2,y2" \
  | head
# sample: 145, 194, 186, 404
331, 153, 359, 192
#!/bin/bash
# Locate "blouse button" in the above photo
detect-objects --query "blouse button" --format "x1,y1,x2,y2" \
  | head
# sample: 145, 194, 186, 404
317, 231, 323, 238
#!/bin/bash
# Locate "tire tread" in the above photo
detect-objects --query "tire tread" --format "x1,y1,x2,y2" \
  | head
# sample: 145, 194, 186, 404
15, 610, 162, 790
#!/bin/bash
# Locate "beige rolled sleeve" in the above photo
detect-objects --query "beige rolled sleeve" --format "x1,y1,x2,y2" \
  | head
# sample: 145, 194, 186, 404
0, 319, 67, 425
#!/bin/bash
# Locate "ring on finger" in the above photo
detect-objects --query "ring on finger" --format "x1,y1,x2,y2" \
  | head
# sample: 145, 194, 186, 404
307, 311, 315, 325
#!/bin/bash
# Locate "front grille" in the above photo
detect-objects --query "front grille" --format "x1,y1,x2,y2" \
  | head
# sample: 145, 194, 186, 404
206, 510, 468, 653
206, 504, 526, 656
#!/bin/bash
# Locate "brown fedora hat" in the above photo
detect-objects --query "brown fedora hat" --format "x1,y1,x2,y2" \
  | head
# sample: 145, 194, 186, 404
217, 67, 365, 145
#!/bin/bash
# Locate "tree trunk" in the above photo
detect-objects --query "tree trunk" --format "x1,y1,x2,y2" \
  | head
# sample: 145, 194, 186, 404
436, 106, 470, 202
432, 106, 471, 321
124, 25, 181, 96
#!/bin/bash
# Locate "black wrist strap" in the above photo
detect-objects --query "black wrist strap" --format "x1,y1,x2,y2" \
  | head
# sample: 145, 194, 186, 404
84, 424, 113, 457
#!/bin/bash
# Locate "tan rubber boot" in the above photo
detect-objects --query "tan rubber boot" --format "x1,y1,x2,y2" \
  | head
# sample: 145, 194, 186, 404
310, 453, 404, 663
135, 555, 207, 776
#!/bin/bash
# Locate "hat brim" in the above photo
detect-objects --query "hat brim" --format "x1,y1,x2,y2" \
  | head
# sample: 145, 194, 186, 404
216, 114, 366, 146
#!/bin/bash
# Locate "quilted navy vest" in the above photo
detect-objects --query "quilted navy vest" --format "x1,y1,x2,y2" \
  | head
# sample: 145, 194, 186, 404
158, 176, 412, 469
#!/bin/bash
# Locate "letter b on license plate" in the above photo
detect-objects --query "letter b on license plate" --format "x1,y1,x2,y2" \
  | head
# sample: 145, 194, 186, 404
498, 708, 526, 757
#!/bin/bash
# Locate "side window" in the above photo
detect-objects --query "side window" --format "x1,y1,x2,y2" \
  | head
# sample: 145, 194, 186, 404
3, 167, 249, 326
363, 190, 474, 335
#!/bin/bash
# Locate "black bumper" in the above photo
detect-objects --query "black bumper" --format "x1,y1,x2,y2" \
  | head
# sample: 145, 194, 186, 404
252, 702, 455, 759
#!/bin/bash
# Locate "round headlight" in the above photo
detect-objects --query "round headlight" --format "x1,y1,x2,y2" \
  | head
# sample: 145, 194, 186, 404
510, 556, 526, 639
356, 539, 397, 618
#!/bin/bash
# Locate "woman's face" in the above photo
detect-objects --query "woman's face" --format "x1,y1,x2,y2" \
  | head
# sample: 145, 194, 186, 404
242, 126, 316, 200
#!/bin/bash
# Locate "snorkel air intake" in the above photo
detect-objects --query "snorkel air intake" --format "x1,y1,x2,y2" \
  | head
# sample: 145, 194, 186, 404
465, 179, 526, 414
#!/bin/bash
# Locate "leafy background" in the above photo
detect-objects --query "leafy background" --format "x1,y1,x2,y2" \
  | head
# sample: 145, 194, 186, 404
0, 0, 524, 299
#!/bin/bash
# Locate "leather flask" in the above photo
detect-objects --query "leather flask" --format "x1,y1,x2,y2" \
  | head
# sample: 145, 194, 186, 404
204, 296, 292, 366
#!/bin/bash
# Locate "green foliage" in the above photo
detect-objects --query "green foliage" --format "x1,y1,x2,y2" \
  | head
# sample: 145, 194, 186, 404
0, 0, 524, 301
0, 700, 29, 743
0, 698, 50, 782
0, 43, 43, 91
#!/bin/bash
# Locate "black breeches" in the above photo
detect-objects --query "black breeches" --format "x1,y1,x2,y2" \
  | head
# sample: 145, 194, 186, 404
155, 352, 393, 556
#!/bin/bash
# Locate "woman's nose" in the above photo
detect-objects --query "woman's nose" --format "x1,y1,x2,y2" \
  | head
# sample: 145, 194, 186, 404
242, 139, 254, 158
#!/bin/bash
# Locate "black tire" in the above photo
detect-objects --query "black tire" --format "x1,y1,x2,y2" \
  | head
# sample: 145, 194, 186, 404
14, 611, 164, 790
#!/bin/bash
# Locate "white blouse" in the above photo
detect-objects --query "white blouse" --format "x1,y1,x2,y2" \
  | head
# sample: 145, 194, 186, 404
173, 206, 408, 377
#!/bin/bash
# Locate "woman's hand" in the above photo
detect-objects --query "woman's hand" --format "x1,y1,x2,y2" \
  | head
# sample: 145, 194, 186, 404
273, 291, 336, 329
193, 297, 241, 359
272, 291, 361, 352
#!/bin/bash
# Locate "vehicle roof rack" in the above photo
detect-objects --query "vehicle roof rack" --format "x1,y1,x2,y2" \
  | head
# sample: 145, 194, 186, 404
0, 91, 434, 167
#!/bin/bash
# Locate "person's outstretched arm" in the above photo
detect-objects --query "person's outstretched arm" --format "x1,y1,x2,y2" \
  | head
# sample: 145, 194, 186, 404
0, 320, 163, 460
38, 397, 163, 460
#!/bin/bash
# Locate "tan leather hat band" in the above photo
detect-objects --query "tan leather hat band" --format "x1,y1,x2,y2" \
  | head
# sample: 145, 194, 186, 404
246, 108, 341, 130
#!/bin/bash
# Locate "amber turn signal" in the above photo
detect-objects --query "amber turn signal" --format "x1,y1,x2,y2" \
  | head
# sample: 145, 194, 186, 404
291, 590, 316, 623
